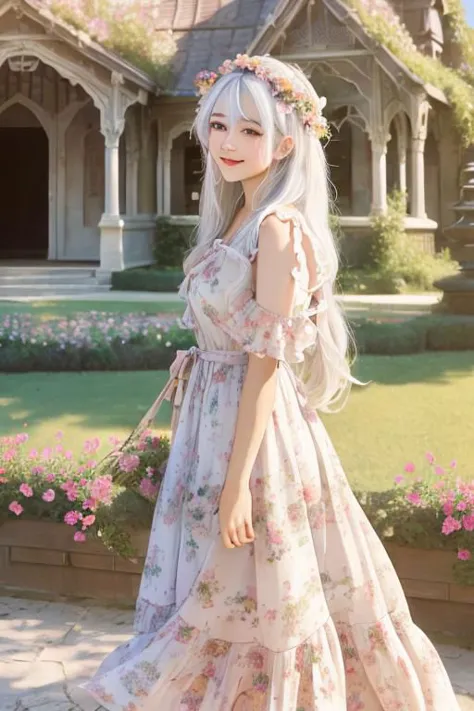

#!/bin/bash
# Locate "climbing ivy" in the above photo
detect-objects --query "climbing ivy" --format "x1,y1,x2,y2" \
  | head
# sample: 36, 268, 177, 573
42, 0, 176, 84
346, 0, 474, 145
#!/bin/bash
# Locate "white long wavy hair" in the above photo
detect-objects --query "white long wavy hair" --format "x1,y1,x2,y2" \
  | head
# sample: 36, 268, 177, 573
183, 55, 357, 412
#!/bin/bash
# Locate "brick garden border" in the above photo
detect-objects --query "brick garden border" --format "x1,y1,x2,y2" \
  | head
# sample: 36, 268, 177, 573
0, 521, 473, 637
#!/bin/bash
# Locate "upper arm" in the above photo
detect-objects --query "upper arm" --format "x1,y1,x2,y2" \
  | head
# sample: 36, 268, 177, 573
254, 214, 299, 319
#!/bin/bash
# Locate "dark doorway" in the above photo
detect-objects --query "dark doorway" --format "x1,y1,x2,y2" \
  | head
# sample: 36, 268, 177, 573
0, 127, 48, 258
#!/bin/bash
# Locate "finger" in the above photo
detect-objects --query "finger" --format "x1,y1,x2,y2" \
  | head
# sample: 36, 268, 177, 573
221, 531, 235, 549
228, 527, 242, 547
236, 524, 248, 545
245, 521, 255, 541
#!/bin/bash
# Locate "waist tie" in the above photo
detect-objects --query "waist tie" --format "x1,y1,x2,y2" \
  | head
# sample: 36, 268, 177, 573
141, 346, 249, 440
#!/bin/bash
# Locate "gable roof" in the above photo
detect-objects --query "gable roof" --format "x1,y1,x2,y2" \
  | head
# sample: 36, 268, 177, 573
163, 0, 447, 104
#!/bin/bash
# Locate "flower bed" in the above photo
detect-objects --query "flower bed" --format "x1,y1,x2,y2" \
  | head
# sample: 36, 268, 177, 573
0, 311, 196, 372
1, 429, 473, 634
2, 311, 474, 373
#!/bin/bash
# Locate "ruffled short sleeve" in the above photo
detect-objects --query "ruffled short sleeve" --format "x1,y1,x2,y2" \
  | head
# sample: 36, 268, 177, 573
214, 208, 329, 363
222, 285, 320, 363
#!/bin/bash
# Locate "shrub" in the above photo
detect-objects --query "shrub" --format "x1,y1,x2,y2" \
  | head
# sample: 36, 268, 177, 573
354, 319, 427, 355
370, 190, 459, 293
356, 452, 474, 586
0, 429, 170, 559
153, 216, 198, 268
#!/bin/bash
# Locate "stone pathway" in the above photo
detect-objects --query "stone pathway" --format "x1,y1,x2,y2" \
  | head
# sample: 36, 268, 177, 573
1, 595, 473, 710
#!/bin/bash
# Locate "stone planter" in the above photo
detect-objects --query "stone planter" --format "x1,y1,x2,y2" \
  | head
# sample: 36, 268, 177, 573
0, 520, 150, 605
385, 543, 474, 638
1, 521, 473, 638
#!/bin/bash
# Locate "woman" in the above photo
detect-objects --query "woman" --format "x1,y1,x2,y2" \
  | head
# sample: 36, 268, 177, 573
82, 54, 460, 711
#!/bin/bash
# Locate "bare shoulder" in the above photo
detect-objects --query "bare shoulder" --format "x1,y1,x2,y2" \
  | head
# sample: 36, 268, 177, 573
259, 205, 301, 255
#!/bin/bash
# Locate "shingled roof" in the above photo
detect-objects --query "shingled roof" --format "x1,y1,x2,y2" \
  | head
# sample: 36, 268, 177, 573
155, 0, 279, 94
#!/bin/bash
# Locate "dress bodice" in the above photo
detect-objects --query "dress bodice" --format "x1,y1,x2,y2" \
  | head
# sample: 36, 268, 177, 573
177, 209, 328, 363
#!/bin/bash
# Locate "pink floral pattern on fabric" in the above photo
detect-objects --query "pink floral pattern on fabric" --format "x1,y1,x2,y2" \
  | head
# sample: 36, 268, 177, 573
206, 285, 318, 362
81, 211, 461, 711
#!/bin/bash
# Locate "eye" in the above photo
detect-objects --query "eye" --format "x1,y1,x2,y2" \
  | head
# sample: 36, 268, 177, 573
209, 121, 226, 131
243, 128, 261, 136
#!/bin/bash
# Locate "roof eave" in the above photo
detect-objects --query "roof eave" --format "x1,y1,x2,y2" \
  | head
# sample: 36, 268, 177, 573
10, 0, 157, 92
249, 0, 449, 106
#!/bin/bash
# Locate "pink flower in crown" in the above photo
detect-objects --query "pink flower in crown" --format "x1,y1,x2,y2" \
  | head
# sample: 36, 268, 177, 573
219, 59, 234, 74
234, 53, 249, 69
276, 100, 293, 114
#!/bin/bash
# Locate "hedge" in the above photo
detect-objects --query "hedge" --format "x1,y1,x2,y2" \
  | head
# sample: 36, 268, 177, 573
1, 314, 474, 373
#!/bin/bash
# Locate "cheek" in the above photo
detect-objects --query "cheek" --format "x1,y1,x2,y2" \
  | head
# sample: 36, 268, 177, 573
253, 139, 271, 165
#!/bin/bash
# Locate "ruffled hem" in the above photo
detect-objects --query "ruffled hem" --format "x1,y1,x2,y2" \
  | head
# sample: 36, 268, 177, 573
81, 608, 459, 711
219, 287, 319, 363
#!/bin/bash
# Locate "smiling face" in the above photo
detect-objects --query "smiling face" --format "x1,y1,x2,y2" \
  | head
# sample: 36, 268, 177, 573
208, 88, 270, 184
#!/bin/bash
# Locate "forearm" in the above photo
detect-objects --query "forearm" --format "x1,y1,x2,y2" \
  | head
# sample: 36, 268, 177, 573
224, 356, 279, 490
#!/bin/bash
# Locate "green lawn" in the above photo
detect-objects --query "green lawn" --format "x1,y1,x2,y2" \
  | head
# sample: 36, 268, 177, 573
1, 352, 473, 492
0, 299, 185, 320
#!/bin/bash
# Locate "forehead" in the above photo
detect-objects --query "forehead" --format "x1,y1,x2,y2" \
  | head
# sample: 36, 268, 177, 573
211, 84, 260, 123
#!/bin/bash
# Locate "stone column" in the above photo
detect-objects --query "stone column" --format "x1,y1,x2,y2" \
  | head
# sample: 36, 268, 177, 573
370, 130, 388, 214
98, 73, 126, 273
163, 141, 172, 215
394, 113, 408, 196
409, 97, 430, 219
125, 111, 140, 216
369, 64, 389, 213
411, 137, 426, 218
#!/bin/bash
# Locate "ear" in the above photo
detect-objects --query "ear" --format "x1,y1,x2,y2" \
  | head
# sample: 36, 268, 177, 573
274, 135, 294, 161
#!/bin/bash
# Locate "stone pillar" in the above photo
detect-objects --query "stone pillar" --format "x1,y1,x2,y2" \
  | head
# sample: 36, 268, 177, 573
369, 64, 388, 214
409, 97, 430, 219
411, 137, 427, 218
125, 111, 140, 216
369, 131, 388, 214
394, 113, 408, 196
98, 73, 126, 273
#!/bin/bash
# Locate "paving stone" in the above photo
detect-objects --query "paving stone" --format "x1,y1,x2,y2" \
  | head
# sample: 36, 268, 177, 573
1, 596, 473, 711
0, 598, 86, 663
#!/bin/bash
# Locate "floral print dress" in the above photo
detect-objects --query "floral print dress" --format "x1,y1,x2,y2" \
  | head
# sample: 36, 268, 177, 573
81, 208, 460, 711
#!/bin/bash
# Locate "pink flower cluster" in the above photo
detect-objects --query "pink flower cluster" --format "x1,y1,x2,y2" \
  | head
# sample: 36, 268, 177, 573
2, 431, 118, 544
395, 453, 473, 562
2, 425, 168, 552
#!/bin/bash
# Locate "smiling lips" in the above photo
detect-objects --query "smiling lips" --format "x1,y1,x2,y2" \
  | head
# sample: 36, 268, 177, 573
221, 157, 244, 167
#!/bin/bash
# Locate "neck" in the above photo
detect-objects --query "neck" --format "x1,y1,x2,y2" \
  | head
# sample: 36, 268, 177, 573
241, 166, 270, 211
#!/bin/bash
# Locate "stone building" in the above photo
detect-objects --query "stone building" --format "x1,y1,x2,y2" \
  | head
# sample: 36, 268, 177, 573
0, 0, 465, 277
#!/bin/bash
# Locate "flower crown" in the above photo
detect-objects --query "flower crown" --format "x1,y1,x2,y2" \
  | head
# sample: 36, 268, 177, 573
194, 54, 329, 140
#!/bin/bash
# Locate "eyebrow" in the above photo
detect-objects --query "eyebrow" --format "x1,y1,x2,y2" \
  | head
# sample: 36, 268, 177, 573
210, 112, 262, 127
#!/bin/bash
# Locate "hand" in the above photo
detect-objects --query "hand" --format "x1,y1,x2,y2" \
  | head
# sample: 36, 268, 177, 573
218, 483, 255, 549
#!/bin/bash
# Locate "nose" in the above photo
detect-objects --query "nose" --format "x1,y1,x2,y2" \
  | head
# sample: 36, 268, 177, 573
220, 132, 237, 152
